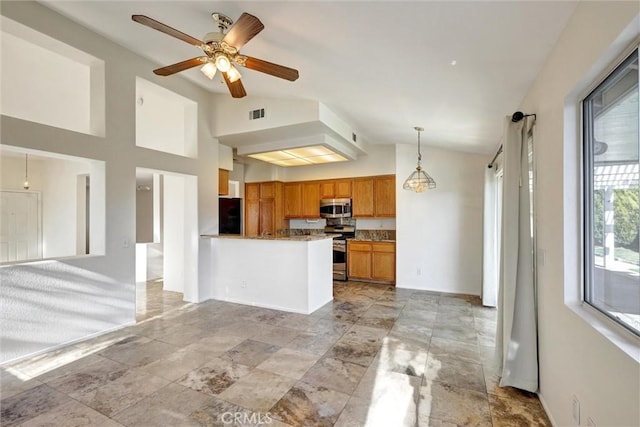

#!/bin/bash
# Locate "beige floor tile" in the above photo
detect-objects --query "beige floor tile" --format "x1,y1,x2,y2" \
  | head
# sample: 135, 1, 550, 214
217, 369, 297, 412
418, 381, 492, 427
19, 399, 112, 427
112, 383, 213, 426
270, 380, 350, 427
256, 348, 320, 379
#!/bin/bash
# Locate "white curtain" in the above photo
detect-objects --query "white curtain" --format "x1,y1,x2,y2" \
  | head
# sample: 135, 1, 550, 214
496, 116, 538, 392
482, 159, 501, 307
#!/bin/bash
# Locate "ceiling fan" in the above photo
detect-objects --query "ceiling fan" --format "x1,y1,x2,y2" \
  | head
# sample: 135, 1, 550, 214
132, 12, 299, 98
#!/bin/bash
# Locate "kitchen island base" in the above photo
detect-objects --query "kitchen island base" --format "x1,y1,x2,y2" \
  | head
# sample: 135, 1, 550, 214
206, 235, 333, 314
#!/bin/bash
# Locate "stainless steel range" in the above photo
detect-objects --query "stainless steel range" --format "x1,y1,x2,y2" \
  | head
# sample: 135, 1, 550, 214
324, 218, 356, 281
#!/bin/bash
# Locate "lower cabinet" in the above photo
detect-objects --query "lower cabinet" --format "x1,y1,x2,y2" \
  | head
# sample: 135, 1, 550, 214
347, 240, 395, 283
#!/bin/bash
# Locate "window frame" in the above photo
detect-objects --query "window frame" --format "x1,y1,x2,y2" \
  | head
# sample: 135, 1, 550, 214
581, 46, 639, 337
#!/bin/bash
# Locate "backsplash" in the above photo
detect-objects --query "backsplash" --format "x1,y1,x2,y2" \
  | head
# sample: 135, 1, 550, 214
355, 229, 396, 241
277, 228, 327, 236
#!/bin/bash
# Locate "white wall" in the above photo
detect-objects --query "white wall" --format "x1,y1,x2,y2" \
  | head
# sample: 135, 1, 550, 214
396, 145, 486, 296
135, 185, 153, 243
518, 2, 640, 426
1, 18, 104, 137
212, 94, 320, 137
41, 157, 91, 258
135, 77, 198, 158
0, 2, 218, 364
1, 154, 94, 258
1, 155, 45, 191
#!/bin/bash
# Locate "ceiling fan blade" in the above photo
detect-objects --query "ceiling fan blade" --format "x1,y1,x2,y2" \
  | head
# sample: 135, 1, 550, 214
132, 15, 203, 48
154, 57, 206, 76
242, 56, 299, 81
222, 13, 264, 50
222, 72, 247, 98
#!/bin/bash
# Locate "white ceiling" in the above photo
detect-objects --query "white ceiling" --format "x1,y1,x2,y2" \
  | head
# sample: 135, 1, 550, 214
40, 0, 578, 154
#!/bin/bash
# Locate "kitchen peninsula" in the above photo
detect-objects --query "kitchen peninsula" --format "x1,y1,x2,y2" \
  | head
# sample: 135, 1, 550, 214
202, 234, 334, 314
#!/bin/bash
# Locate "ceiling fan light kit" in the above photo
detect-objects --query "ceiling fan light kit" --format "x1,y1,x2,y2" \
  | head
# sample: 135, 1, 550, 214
132, 11, 299, 98
403, 126, 436, 192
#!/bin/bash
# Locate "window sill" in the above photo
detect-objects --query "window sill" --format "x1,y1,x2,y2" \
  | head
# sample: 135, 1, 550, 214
567, 301, 640, 363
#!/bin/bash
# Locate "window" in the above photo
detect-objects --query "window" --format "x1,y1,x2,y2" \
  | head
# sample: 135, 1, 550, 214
583, 48, 639, 336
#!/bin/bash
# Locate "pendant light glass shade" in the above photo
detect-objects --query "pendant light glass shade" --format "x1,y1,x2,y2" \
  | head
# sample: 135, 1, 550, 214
403, 126, 436, 192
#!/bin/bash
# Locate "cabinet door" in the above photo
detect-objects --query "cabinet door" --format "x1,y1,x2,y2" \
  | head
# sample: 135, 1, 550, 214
284, 182, 302, 218
259, 198, 275, 235
372, 242, 395, 282
301, 182, 320, 218
348, 241, 372, 279
245, 199, 260, 236
352, 178, 374, 217
335, 179, 352, 198
319, 181, 335, 199
219, 169, 230, 195
348, 250, 372, 279
246, 183, 260, 200
260, 182, 276, 199
374, 175, 396, 217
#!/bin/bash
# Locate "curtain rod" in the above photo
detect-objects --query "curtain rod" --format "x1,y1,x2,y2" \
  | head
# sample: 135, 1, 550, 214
488, 111, 536, 168
488, 145, 502, 169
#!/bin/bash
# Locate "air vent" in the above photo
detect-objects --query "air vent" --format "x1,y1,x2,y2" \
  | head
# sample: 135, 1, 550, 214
249, 108, 265, 120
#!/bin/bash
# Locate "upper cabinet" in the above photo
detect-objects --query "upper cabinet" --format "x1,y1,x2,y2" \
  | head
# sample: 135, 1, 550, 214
284, 182, 321, 218
373, 175, 396, 217
283, 182, 302, 218
278, 174, 395, 220
352, 175, 396, 218
218, 169, 229, 196
301, 182, 320, 218
352, 178, 375, 217
320, 179, 352, 199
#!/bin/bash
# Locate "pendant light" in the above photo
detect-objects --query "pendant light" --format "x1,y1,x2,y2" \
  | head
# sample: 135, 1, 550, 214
23, 153, 30, 190
403, 126, 436, 192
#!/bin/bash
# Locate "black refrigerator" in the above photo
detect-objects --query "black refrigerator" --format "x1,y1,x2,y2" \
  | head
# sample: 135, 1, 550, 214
219, 198, 242, 235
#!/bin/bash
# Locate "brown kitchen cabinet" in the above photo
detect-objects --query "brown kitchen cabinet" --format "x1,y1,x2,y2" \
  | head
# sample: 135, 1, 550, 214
352, 178, 375, 217
320, 179, 352, 199
347, 240, 396, 284
371, 242, 396, 282
245, 181, 285, 236
284, 181, 320, 218
284, 182, 302, 218
219, 169, 229, 195
301, 182, 320, 217
347, 241, 372, 280
373, 175, 396, 217
352, 175, 395, 218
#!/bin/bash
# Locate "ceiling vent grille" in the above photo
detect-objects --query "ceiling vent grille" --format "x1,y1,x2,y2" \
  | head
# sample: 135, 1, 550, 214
249, 108, 265, 120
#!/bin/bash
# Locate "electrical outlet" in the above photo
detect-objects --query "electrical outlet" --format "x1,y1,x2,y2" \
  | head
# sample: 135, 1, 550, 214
241, 280, 247, 289
572, 396, 580, 425
417, 268, 422, 276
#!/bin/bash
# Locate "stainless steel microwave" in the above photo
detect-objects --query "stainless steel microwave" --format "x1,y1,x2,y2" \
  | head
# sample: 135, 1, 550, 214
320, 198, 352, 218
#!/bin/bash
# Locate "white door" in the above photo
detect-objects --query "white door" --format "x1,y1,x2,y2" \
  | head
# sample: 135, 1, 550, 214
0, 191, 42, 262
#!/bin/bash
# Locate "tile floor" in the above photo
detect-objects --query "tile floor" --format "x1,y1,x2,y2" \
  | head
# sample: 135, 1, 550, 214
1, 281, 551, 427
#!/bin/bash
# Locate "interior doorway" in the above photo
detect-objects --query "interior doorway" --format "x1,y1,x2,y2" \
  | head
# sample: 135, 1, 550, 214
135, 168, 197, 321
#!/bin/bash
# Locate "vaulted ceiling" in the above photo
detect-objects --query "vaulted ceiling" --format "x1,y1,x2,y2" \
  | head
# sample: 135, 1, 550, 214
41, 1, 578, 154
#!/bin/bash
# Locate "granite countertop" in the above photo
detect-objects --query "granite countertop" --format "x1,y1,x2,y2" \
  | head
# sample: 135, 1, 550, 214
201, 234, 337, 241
348, 238, 396, 243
